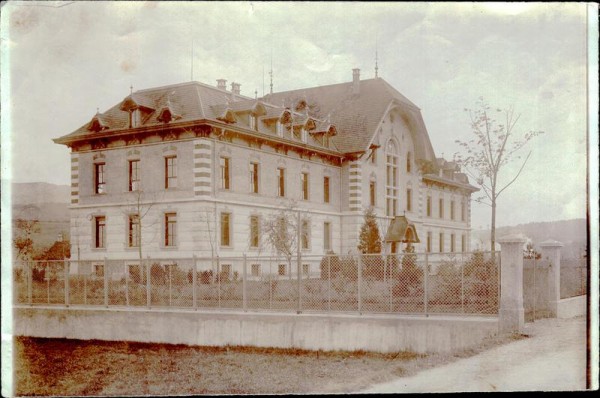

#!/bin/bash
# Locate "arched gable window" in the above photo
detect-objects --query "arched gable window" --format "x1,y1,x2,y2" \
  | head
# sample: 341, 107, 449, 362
386, 139, 399, 216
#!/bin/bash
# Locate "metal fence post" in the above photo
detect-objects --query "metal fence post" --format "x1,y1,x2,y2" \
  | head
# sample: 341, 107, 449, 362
327, 255, 331, 312
387, 255, 392, 312
46, 263, 50, 304
146, 256, 151, 309
297, 252, 302, 314
125, 262, 129, 307
28, 261, 33, 305
192, 255, 197, 310
64, 259, 70, 307
243, 254, 247, 312
357, 254, 362, 314
461, 255, 465, 314
217, 256, 221, 308
424, 252, 429, 317
103, 257, 109, 308
168, 263, 172, 307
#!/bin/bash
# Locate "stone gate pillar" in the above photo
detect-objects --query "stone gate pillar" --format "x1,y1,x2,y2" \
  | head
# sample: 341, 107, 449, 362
539, 239, 563, 317
498, 235, 527, 333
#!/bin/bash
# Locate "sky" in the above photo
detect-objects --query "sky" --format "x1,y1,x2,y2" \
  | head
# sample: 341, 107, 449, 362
0, 1, 595, 229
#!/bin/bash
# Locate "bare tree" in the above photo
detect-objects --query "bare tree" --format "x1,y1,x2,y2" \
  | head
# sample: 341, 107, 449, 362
454, 98, 543, 251
13, 218, 40, 261
13, 205, 41, 261
262, 201, 307, 280
122, 188, 162, 279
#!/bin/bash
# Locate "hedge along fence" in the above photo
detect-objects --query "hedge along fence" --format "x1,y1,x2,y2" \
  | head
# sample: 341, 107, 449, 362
13, 252, 499, 316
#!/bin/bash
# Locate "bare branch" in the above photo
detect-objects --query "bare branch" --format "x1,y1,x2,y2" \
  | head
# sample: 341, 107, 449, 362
496, 151, 532, 198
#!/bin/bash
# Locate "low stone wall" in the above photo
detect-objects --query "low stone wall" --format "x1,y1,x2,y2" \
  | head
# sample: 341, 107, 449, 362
557, 296, 587, 319
13, 306, 498, 354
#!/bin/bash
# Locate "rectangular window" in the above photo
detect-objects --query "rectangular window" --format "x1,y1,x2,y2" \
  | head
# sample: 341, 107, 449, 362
250, 162, 259, 194
301, 219, 310, 250
369, 181, 376, 207
277, 168, 285, 197
301, 172, 309, 200
406, 152, 412, 173
324, 222, 331, 251
220, 157, 230, 190
95, 163, 106, 194
250, 215, 260, 248
427, 232, 432, 253
128, 214, 140, 248
95, 264, 104, 278
439, 198, 444, 218
276, 122, 283, 137
164, 213, 177, 247
323, 176, 330, 203
249, 114, 257, 130
128, 160, 140, 191
302, 264, 310, 276
221, 212, 231, 247
165, 156, 177, 189
427, 196, 432, 217
439, 232, 444, 253
450, 234, 456, 253
278, 264, 286, 276
371, 148, 377, 164
406, 188, 412, 212
95, 216, 106, 248
461, 234, 466, 252
451, 200, 455, 221
461, 201, 466, 222
251, 264, 261, 277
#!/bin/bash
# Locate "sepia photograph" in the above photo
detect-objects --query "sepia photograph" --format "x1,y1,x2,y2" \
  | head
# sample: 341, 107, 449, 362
1, 1, 598, 395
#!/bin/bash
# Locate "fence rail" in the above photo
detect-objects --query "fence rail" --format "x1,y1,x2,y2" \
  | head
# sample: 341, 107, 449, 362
13, 252, 500, 316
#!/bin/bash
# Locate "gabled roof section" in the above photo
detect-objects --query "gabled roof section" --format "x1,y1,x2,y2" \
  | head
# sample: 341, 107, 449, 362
157, 100, 182, 123
262, 78, 429, 156
384, 215, 420, 243
119, 93, 155, 112
87, 112, 110, 132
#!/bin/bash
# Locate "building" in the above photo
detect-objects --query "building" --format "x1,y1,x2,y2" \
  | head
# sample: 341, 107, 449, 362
54, 69, 478, 275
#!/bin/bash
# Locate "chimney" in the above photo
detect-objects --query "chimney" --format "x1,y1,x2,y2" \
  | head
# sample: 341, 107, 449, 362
231, 82, 241, 96
352, 68, 360, 95
217, 79, 227, 91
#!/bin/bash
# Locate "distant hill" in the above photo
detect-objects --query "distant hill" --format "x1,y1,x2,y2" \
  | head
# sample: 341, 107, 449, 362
473, 218, 587, 259
11, 182, 70, 221
11, 182, 70, 255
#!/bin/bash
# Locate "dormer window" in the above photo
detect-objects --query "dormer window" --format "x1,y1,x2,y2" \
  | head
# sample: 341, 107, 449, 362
249, 114, 257, 130
301, 128, 307, 143
130, 109, 141, 128
276, 121, 283, 137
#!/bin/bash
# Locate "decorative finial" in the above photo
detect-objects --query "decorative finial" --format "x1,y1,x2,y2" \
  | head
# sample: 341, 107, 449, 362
130, 85, 133, 95
255, 89, 258, 99
96, 107, 99, 114
375, 34, 379, 78
269, 49, 274, 95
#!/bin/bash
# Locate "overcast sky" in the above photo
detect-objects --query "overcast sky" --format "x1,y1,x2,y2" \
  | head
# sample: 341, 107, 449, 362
0, 1, 594, 228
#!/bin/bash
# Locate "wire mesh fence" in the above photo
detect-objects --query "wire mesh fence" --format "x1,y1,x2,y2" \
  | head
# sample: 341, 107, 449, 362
13, 252, 499, 316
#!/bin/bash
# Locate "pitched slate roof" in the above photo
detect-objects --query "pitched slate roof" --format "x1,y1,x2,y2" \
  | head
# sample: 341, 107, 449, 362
55, 77, 434, 161
262, 78, 435, 158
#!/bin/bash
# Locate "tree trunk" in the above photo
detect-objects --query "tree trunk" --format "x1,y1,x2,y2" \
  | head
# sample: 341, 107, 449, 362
491, 198, 496, 253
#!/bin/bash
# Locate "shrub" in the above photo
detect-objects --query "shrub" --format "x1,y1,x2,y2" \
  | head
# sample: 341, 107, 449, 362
393, 251, 423, 297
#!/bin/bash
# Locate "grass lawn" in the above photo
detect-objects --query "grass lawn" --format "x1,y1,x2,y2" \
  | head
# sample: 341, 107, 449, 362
14, 332, 526, 395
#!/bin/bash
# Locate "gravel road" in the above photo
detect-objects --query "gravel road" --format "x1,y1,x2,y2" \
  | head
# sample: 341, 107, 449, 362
362, 316, 588, 393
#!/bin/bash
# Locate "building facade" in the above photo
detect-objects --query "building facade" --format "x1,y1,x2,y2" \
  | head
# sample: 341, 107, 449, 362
55, 69, 477, 273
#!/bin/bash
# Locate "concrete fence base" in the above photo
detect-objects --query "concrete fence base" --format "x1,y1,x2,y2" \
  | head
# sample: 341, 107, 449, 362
13, 306, 498, 355
557, 296, 587, 319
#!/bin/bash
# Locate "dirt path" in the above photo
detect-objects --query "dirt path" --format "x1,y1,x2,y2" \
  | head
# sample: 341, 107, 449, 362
362, 316, 587, 393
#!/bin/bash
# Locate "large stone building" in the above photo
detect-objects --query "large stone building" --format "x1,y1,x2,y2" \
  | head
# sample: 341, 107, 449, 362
54, 69, 477, 273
